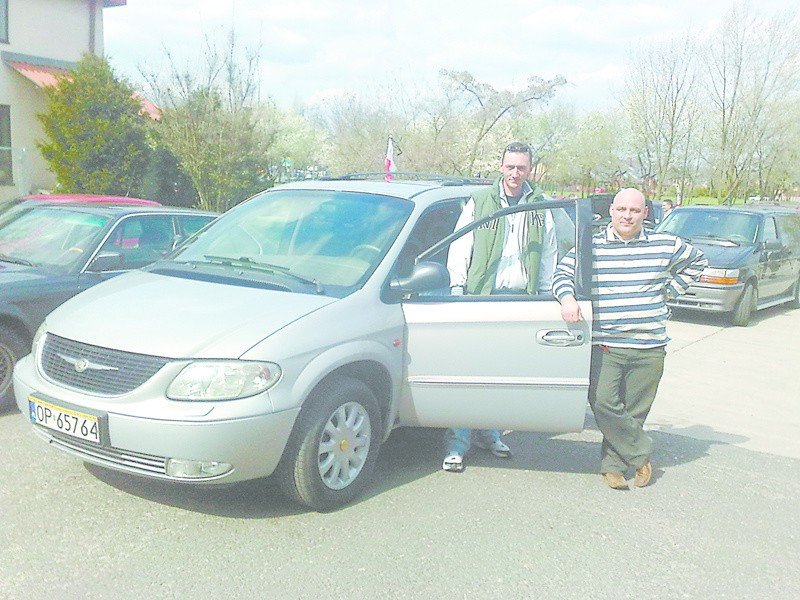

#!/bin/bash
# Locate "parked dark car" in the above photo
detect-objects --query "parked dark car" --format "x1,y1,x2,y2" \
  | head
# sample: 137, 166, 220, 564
0, 201, 216, 408
655, 204, 800, 325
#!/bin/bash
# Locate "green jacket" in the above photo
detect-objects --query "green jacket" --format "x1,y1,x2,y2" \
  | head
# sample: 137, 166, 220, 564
465, 178, 546, 295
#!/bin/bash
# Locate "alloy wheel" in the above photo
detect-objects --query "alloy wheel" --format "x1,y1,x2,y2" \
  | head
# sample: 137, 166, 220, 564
317, 401, 372, 490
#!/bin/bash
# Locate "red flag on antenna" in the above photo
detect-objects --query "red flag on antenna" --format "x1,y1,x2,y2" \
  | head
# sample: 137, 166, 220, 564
385, 136, 397, 181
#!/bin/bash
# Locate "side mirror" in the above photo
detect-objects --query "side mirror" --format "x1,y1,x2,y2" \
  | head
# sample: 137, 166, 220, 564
87, 251, 124, 272
389, 261, 450, 294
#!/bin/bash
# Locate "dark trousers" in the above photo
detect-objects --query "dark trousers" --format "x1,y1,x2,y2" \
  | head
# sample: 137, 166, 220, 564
588, 345, 666, 474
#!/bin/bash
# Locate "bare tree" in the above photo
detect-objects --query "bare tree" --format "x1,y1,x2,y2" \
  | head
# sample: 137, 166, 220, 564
511, 103, 578, 183
702, 5, 800, 204
309, 71, 566, 178
440, 70, 566, 174
142, 31, 274, 211
548, 110, 623, 196
751, 98, 800, 200
623, 34, 698, 199
310, 92, 408, 175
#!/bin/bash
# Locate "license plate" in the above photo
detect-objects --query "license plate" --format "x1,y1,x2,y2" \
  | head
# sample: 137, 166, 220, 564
29, 396, 101, 444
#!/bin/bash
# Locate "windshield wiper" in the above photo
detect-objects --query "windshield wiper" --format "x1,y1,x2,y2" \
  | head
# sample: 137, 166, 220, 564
0, 253, 34, 266
199, 255, 325, 294
691, 234, 740, 246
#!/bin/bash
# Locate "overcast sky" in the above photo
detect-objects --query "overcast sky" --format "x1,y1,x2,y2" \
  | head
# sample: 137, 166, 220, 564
103, 0, 796, 112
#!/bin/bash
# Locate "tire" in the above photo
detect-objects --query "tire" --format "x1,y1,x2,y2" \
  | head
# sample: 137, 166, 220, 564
790, 278, 800, 309
731, 282, 757, 327
0, 327, 28, 411
276, 376, 382, 511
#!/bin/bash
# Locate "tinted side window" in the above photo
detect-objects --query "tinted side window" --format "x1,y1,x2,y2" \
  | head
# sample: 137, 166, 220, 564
777, 215, 800, 248
0, 105, 11, 185
178, 215, 214, 237
100, 215, 176, 269
762, 217, 778, 244
0, 1, 7, 44
394, 199, 466, 278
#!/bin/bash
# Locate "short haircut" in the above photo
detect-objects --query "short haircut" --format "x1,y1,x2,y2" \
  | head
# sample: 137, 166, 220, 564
501, 142, 533, 164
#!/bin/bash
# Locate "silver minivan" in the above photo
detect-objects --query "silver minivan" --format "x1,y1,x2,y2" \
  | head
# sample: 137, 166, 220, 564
14, 178, 594, 510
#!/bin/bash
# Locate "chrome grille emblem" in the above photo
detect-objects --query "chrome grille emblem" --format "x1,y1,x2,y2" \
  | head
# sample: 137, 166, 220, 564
57, 353, 119, 373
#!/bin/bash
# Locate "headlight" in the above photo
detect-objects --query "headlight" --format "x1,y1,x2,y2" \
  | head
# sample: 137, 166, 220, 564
32, 322, 47, 355
166, 361, 281, 401
700, 268, 740, 285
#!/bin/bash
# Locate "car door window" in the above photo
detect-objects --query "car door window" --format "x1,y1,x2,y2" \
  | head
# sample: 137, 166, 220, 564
394, 199, 465, 280
397, 199, 576, 301
178, 215, 214, 237
763, 217, 778, 244
777, 215, 800, 248
99, 215, 176, 270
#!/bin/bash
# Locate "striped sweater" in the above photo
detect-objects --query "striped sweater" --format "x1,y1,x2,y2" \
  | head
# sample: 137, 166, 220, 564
552, 225, 707, 348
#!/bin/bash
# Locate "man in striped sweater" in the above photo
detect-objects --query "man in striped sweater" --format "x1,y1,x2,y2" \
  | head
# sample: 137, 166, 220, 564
552, 188, 707, 490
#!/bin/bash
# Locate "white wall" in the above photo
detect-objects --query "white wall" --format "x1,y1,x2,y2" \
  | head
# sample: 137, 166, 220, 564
0, 0, 105, 200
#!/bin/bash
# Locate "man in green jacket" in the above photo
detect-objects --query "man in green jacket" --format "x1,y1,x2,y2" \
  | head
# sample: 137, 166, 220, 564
442, 142, 559, 472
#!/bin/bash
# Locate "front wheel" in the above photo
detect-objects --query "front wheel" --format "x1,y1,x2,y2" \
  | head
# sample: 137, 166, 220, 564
276, 376, 382, 511
731, 282, 757, 327
0, 327, 28, 411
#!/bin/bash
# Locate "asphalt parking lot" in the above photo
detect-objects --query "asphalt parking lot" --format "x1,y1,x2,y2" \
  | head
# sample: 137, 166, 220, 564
1, 304, 798, 599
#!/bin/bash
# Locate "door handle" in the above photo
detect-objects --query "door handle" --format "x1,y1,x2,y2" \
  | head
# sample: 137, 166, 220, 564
537, 329, 585, 347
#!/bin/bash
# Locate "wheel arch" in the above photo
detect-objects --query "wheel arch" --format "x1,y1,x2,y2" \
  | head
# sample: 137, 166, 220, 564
288, 341, 399, 440
0, 311, 33, 346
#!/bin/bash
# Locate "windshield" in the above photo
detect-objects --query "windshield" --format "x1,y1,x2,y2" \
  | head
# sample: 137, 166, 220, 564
656, 209, 759, 244
0, 205, 111, 271
171, 189, 413, 295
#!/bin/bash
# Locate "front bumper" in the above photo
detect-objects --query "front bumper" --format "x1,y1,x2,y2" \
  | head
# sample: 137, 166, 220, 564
667, 282, 744, 313
14, 354, 299, 484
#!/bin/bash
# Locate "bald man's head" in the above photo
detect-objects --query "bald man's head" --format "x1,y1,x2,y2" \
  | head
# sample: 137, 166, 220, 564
610, 188, 648, 240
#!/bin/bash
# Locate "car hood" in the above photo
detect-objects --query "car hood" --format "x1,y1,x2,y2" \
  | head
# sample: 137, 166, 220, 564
690, 241, 757, 269
0, 261, 49, 284
46, 270, 337, 358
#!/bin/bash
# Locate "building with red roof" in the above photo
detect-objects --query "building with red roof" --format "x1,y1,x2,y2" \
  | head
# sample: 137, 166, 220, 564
0, 1, 134, 201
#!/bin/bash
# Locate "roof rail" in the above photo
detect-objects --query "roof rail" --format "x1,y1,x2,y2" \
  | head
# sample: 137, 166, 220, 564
332, 172, 493, 186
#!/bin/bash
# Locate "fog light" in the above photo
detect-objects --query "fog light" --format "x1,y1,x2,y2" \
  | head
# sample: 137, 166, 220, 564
166, 458, 233, 479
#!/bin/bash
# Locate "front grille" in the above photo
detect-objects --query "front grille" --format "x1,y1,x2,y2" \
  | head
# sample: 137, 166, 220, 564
41, 334, 169, 395
40, 428, 168, 476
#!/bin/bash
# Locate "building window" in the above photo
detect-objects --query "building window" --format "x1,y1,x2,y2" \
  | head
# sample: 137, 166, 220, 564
0, 106, 12, 185
0, 0, 7, 44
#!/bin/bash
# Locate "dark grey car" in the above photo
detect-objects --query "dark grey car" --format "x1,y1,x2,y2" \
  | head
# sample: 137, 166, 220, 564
656, 204, 800, 325
0, 202, 216, 407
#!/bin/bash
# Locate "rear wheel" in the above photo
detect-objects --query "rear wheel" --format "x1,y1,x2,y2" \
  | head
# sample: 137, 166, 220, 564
276, 376, 382, 511
0, 327, 28, 411
731, 282, 757, 327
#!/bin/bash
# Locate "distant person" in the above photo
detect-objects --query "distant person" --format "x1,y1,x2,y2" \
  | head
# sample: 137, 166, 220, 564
661, 199, 674, 219
553, 188, 706, 489
442, 141, 560, 473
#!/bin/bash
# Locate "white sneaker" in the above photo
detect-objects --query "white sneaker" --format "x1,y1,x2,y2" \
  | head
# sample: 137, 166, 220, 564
474, 439, 512, 458
442, 452, 465, 472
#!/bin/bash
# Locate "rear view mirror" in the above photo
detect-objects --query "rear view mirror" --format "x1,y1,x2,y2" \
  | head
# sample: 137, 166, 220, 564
389, 261, 450, 294
87, 251, 124, 272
